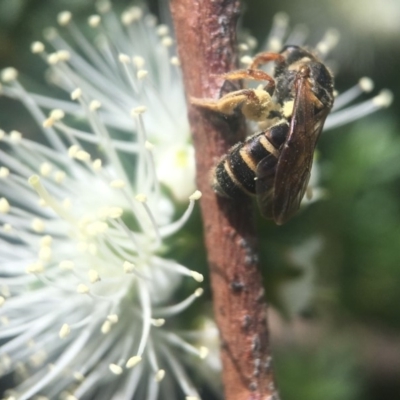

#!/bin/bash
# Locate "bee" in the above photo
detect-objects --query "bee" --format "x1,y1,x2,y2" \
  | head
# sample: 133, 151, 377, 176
192, 45, 334, 225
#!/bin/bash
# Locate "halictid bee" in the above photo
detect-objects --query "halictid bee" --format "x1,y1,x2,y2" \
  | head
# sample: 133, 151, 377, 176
191, 45, 335, 225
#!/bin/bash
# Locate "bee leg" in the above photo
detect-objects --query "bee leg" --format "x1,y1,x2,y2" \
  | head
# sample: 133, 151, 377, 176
219, 79, 241, 98
222, 69, 275, 95
191, 90, 251, 115
249, 52, 285, 70
191, 88, 277, 121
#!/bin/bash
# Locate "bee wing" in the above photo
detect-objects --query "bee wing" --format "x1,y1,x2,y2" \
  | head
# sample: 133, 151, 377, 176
255, 154, 278, 220
272, 72, 330, 225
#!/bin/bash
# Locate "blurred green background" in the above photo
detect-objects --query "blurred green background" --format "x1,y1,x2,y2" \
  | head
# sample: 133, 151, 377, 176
1, 1, 400, 399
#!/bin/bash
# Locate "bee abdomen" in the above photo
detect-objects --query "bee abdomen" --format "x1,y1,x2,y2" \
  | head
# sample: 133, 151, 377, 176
212, 127, 285, 198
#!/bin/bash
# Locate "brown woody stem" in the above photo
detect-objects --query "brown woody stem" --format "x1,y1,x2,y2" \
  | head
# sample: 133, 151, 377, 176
169, 1, 279, 399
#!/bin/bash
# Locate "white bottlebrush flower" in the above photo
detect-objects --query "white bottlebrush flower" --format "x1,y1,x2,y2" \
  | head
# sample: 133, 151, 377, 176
0, 3, 393, 400
0, 4, 211, 400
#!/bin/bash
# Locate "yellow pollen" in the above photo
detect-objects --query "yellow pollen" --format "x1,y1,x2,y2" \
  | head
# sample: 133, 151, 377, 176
59, 260, 75, 270
170, 56, 180, 66
92, 159, 102, 170
40, 162, 52, 176
174, 148, 188, 168
68, 145, 79, 158
10, 130, 22, 142
126, 356, 142, 369
195, 288, 204, 297
151, 318, 165, 327
161, 37, 173, 47
155, 369, 166, 382
38, 246, 52, 262
131, 106, 147, 115
133, 56, 145, 68
137, 69, 148, 80
0, 198, 10, 214
50, 109, 65, 120
3, 224, 12, 232
76, 284, 90, 294
88, 269, 100, 283
31, 41, 45, 53
71, 88, 82, 100
107, 314, 118, 323
108, 207, 123, 219
123, 261, 135, 273
118, 53, 130, 64
110, 179, 126, 189
40, 235, 52, 246
57, 11, 72, 26
73, 372, 85, 382
109, 364, 123, 375
88, 15, 101, 27
75, 150, 91, 161
31, 218, 45, 233
89, 100, 102, 110
189, 190, 202, 201
57, 50, 71, 62
0, 167, 9, 178
190, 271, 204, 282
135, 193, 147, 202
59, 324, 71, 339
26, 262, 44, 274
199, 346, 209, 359
54, 170, 66, 183
101, 320, 112, 334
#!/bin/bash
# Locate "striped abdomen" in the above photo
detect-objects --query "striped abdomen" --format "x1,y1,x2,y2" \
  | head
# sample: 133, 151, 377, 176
212, 121, 289, 198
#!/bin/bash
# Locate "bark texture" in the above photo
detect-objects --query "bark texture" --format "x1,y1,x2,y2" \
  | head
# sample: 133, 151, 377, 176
169, 1, 279, 399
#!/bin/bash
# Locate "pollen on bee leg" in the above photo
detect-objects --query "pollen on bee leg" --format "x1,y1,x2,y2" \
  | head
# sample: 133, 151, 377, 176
306, 186, 313, 200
